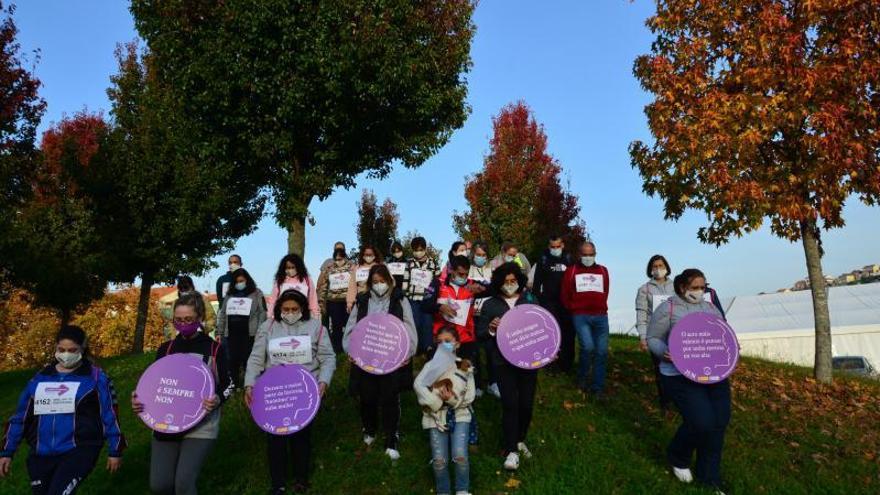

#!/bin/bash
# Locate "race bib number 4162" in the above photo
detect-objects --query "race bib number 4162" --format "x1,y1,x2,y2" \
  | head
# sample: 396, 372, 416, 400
34, 382, 81, 415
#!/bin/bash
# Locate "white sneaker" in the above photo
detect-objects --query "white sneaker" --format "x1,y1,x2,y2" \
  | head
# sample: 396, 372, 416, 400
474, 388, 484, 398
488, 383, 501, 398
517, 442, 532, 459
672, 466, 693, 483
503, 452, 520, 470
455, 492, 472, 495
363, 434, 375, 446
385, 448, 400, 461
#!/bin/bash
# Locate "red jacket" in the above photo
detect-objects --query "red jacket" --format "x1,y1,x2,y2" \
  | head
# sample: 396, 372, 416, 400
561, 263, 610, 316
431, 281, 477, 344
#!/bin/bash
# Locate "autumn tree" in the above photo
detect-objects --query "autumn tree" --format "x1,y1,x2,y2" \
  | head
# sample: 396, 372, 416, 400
130, 0, 476, 257
630, 0, 880, 383
356, 189, 400, 255
4, 113, 110, 327
0, 1, 46, 286
453, 101, 586, 260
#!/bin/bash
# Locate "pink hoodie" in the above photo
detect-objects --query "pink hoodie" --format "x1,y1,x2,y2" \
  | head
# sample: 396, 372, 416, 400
267, 276, 321, 317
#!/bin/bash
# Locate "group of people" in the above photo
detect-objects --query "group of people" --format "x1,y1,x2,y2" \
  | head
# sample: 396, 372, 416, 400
0, 236, 733, 495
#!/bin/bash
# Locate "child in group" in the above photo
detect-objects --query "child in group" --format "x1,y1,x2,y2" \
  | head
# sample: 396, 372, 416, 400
414, 326, 475, 495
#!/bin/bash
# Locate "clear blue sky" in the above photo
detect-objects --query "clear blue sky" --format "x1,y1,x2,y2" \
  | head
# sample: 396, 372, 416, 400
15, 1, 879, 331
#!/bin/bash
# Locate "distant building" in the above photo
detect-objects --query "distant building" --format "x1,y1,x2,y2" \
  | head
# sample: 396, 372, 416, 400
793, 279, 809, 291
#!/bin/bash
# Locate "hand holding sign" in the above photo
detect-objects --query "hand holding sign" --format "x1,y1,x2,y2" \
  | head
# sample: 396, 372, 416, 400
135, 353, 215, 433
348, 313, 411, 375
668, 312, 739, 384
497, 304, 561, 370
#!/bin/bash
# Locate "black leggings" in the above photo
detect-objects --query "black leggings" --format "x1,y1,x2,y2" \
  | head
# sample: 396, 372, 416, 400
267, 424, 313, 488
355, 367, 401, 449
326, 300, 348, 354
227, 333, 254, 388
26, 446, 101, 495
496, 360, 538, 454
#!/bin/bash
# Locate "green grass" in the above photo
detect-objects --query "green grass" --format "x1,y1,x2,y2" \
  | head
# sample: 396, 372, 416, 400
1, 336, 878, 494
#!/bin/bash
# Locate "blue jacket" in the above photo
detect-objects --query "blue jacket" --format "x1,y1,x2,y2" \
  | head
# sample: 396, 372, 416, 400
2, 361, 126, 458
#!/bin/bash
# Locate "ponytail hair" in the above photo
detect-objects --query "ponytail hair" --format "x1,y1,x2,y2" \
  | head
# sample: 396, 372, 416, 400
673, 268, 706, 297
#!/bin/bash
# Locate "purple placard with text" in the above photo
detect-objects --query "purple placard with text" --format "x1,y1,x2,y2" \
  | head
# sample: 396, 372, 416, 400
250, 364, 320, 435
348, 313, 411, 375
668, 312, 740, 384
135, 353, 215, 433
497, 304, 560, 370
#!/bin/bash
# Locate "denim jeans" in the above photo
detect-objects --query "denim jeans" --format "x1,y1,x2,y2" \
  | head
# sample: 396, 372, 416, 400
662, 375, 731, 487
572, 314, 609, 393
429, 421, 470, 495
410, 299, 435, 354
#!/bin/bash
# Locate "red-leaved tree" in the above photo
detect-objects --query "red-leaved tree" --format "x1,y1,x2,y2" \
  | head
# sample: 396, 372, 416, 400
454, 101, 585, 259
630, 0, 880, 383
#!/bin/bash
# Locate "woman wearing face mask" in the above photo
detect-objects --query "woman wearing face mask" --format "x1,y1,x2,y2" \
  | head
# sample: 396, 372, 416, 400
268, 253, 321, 318
490, 242, 531, 275
386, 241, 407, 288
635, 255, 675, 411
1, 326, 125, 494
346, 246, 382, 313
245, 289, 336, 494
343, 265, 418, 461
132, 293, 232, 495
476, 263, 539, 471
647, 269, 730, 493
215, 268, 268, 389
317, 247, 354, 353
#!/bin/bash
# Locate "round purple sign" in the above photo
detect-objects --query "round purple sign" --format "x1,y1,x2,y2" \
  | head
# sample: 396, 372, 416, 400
135, 353, 215, 433
668, 312, 740, 384
348, 313, 411, 375
250, 364, 321, 435
497, 304, 561, 370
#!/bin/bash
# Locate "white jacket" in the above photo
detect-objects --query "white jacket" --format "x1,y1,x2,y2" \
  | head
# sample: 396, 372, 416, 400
414, 360, 475, 430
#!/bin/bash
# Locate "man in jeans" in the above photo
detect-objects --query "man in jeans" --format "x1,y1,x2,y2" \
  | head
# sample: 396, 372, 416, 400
560, 241, 610, 398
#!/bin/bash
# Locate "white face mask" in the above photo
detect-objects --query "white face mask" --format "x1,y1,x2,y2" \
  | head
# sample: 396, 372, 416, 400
372, 283, 389, 297
456, 250, 469, 258
413, 250, 426, 259
281, 312, 302, 325
550, 248, 563, 257
235, 282, 246, 291
393, 251, 404, 259
55, 351, 82, 369
581, 256, 596, 267
502, 284, 519, 297
363, 255, 375, 264
335, 259, 346, 267
685, 290, 704, 304
229, 263, 241, 272
285, 268, 297, 278
652, 268, 668, 280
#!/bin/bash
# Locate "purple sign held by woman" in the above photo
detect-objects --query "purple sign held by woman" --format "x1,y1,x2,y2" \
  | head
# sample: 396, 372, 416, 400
250, 364, 321, 435
668, 312, 740, 384
135, 353, 214, 433
348, 313, 410, 375
497, 304, 561, 370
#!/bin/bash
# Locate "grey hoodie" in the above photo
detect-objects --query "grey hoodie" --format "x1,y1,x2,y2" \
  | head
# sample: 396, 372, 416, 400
342, 292, 418, 359
647, 294, 722, 376
244, 317, 336, 388
635, 278, 675, 339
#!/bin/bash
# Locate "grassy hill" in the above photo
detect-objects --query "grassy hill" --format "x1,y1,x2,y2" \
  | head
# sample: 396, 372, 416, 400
0, 336, 878, 494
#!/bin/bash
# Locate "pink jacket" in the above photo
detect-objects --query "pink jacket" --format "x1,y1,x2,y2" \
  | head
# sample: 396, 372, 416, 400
267, 276, 321, 317
346, 263, 380, 308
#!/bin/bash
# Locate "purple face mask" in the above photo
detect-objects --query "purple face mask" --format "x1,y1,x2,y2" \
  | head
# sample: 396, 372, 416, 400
174, 320, 201, 337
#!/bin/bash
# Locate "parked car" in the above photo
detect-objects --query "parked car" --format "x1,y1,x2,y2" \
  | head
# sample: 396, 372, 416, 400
832, 356, 878, 378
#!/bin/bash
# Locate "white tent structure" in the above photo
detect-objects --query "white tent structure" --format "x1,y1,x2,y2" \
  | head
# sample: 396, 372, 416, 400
725, 283, 880, 369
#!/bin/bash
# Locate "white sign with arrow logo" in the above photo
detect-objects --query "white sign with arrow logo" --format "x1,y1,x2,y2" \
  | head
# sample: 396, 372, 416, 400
34, 382, 81, 415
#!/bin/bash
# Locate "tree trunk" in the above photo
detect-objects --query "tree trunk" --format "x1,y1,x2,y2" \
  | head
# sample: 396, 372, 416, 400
132, 271, 154, 354
800, 220, 832, 384
287, 215, 307, 257
59, 308, 72, 330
